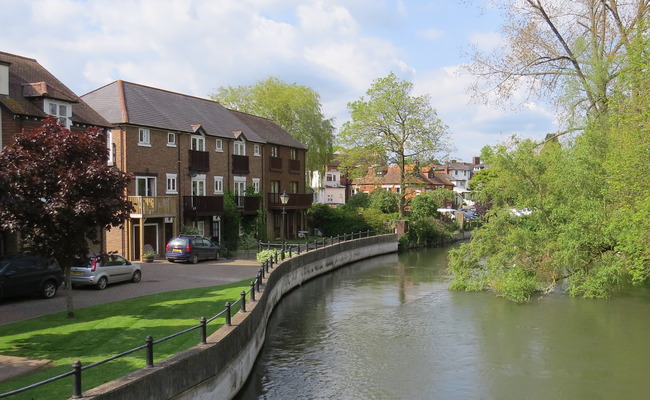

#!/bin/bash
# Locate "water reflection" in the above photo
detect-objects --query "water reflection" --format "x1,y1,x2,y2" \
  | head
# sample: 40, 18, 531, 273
235, 246, 650, 400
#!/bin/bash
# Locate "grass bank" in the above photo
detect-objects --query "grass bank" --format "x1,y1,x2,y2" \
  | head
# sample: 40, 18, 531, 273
0, 280, 249, 400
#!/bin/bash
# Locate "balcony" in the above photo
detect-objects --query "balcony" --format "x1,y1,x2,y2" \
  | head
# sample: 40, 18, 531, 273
232, 154, 249, 174
289, 159, 301, 174
269, 156, 282, 172
128, 196, 177, 218
189, 150, 210, 172
235, 196, 262, 214
183, 196, 224, 216
267, 193, 313, 209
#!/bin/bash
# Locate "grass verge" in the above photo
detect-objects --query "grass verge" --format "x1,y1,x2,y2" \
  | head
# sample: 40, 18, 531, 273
0, 280, 249, 400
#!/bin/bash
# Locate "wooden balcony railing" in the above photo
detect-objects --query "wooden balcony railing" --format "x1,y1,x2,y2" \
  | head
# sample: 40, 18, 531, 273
267, 193, 313, 209
232, 154, 250, 174
128, 196, 177, 217
183, 196, 224, 216
289, 159, 301, 174
234, 196, 262, 213
269, 156, 282, 172
189, 150, 210, 172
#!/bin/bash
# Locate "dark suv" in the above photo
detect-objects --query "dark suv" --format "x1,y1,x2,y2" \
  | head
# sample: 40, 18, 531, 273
165, 236, 219, 264
0, 254, 63, 300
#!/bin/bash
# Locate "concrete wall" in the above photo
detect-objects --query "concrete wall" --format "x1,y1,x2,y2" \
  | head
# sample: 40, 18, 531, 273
82, 234, 398, 400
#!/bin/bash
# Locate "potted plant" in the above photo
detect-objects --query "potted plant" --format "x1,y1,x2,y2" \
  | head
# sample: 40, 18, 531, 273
142, 250, 156, 263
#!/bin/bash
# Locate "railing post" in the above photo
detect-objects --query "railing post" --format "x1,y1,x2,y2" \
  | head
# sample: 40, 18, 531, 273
241, 291, 247, 313
225, 302, 232, 326
145, 335, 154, 367
289, 246, 292, 257
256, 273, 261, 291
71, 360, 82, 399
297, 243, 301, 254
200, 317, 207, 344
250, 282, 256, 301
260, 265, 265, 279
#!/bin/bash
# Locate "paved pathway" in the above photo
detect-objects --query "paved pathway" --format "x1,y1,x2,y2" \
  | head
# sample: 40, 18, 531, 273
0, 258, 261, 384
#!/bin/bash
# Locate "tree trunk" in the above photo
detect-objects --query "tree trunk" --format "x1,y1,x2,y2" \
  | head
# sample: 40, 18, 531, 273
65, 266, 75, 318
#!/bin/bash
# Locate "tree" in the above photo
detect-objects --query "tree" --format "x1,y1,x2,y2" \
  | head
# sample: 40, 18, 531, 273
409, 189, 456, 220
464, 0, 650, 132
0, 117, 132, 317
337, 72, 450, 217
368, 189, 399, 214
212, 77, 335, 172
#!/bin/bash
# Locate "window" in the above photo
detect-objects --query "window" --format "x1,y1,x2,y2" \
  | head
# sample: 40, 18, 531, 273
327, 194, 333, 202
193, 221, 205, 237
252, 178, 260, 193
290, 148, 297, 160
192, 175, 206, 196
215, 139, 223, 152
45, 100, 72, 128
271, 146, 278, 157
136, 176, 156, 196
254, 144, 261, 156
290, 181, 298, 194
107, 129, 114, 166
138, 128, 150, 146
166, 174, 177, 194
326, 174, 334, 182
270, 180, 280, 193
167, 132, 176, 147
234, 140, 246, 156
214, 176, 224, 194
234, 177, 246, 208
191, 135, 205, 151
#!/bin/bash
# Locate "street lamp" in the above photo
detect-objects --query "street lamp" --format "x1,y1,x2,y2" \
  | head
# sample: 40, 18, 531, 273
280, 191, 289, 254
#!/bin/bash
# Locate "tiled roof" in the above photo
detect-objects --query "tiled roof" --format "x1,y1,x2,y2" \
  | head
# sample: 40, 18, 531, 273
353, 165, 454, 188
0, 51, 110, 127
81, 80, 265, 142
229, 109, 307, 149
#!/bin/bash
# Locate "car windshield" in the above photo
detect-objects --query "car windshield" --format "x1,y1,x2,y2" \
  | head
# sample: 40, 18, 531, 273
169, 239, 188, 246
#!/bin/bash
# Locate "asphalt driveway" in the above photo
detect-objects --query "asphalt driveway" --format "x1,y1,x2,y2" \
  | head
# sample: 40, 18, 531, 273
0, 258, 261, 326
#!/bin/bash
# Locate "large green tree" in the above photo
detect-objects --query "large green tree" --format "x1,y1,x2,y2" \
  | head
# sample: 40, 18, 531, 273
337, 72, 450, 217
0, 117, 132, 317
212, 77, 335, 172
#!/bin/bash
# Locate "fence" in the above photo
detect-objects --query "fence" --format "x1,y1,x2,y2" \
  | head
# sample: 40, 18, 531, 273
0, 230, 384, 399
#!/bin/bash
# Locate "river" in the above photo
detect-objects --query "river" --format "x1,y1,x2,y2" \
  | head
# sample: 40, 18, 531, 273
235, 245, 650, 399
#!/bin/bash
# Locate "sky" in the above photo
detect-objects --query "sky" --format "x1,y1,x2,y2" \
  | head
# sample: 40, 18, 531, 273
1, 0, 558, 163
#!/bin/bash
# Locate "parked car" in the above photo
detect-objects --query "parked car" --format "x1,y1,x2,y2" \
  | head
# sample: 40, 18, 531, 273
70, 254, 142, 290
165, 235, 219, 264
0, 254, 63, 300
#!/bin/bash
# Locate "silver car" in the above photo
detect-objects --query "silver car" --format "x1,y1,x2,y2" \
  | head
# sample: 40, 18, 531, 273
70, 254, 142, 290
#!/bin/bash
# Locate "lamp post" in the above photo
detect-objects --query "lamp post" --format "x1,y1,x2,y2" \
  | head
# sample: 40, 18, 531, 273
280, 191, 289, 254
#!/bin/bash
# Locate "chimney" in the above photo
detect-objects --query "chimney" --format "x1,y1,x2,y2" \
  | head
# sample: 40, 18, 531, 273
472, 156, 480, 165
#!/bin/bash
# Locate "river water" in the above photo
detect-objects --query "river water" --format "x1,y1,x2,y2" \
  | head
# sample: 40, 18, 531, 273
235, 245, 650, 400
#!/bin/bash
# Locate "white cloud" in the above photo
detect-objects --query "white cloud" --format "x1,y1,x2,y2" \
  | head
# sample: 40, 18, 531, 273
418, 28, 445, 41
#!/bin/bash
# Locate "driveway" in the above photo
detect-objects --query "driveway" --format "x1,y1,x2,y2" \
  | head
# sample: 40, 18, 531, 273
0, 259, 261, 326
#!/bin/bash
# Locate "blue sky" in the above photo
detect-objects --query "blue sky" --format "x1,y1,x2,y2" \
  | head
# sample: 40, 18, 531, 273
0, 0, 557, 162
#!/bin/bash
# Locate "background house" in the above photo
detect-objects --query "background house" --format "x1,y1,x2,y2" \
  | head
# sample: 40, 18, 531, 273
0, 51, 111, 255
311, 156, 351, 207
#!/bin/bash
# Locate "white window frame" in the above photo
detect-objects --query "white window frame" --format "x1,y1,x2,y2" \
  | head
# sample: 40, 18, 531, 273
191, 135, 205, 151
234, 140, 246, 156
138, 128, 151, 146
214, 176, 224, 194
271, 146, 278, 157
290, 148, 297, 160
135, 176, 156, 196
192, 174, 206, 196
253, 144, 261, 156
215, 138, 223, 152
166, 173, 177, 194
44, 99, 72, 129
167, 132, 176, 147
193, 221, 205, 237
107, 129, 114, 166
252, 178, 260, 193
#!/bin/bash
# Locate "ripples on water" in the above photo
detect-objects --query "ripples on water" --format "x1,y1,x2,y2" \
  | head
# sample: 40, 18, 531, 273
235, 246, 650, 400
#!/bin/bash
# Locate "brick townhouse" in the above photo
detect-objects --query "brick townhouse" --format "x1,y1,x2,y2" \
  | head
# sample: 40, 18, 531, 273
0, 51, 111, 255
82, 80, 310, 261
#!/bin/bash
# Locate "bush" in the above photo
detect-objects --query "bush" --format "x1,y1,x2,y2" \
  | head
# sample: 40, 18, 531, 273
256, 248, 280, 263
399, 217, 451, 249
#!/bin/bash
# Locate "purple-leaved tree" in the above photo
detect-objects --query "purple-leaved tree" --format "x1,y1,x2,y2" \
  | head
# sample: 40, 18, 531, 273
0, 116, 132, 317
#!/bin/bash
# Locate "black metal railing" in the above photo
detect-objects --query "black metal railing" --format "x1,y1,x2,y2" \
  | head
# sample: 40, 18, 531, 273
0, 229, 387, 399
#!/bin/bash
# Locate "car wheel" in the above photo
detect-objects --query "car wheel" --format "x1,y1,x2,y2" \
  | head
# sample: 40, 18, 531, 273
131, 270, 142, 283
96, 276, 108, 290
40, 280, 58, 299
190, 254, 199, 264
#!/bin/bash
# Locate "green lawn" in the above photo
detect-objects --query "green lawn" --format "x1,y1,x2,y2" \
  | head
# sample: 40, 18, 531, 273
0, 280, 249, 400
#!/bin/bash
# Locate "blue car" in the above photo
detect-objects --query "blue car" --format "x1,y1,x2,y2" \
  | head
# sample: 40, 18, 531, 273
165, 236, 219, 264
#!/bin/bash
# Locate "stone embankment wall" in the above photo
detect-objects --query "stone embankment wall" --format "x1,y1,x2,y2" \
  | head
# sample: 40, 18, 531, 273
83, 234, 398, 400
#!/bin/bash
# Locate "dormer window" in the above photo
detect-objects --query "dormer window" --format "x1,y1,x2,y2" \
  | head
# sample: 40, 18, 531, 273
234, 139, 246, 156
191, 134, 205, 151
44, 99, 72, 129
